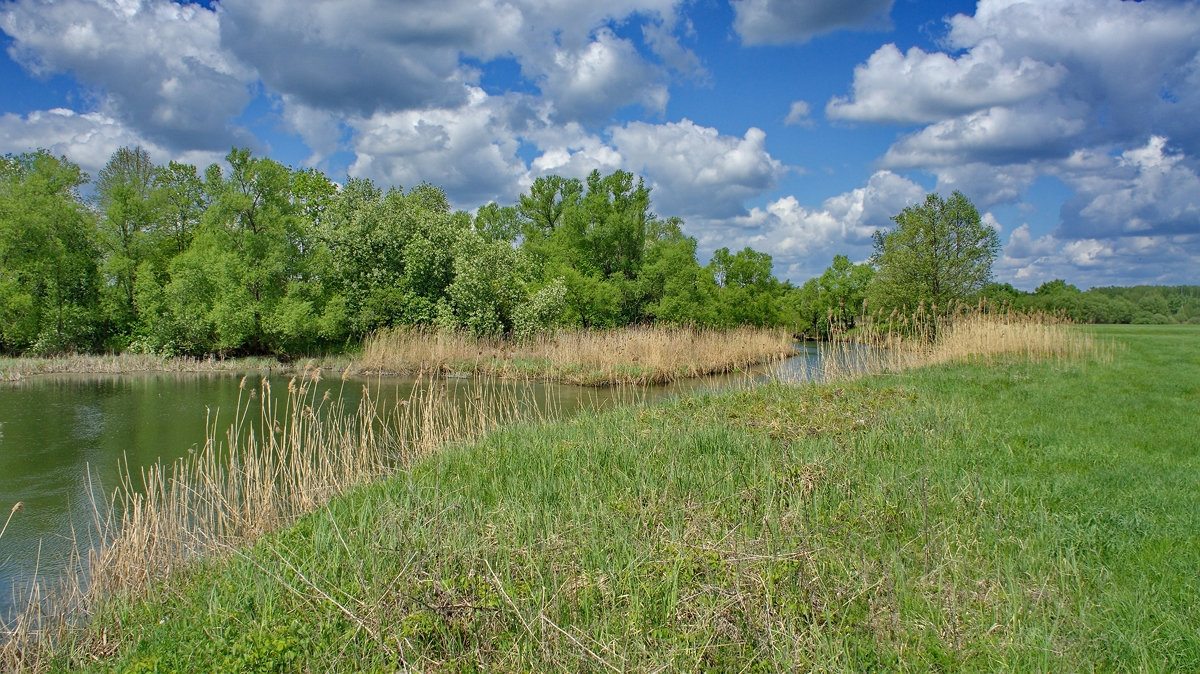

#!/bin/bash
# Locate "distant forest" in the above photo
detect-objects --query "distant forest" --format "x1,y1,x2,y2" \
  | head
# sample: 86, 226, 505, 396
985, 281, 1200, 326
1, 146, 1194, 357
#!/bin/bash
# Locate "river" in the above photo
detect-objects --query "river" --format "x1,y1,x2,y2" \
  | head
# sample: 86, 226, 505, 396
0, 344, 828, 620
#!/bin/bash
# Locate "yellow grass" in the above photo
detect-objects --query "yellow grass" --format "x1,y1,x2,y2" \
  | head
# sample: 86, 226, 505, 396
0, 353, 353, 382
359, 325, 799, 385
0, 363, 550, 670
812, 307, 1107, 382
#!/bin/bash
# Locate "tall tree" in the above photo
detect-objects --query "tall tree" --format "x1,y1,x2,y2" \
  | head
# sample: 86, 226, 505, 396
867, 191, 999, 312
0, 151, 101, 353
95, 146, 161, 339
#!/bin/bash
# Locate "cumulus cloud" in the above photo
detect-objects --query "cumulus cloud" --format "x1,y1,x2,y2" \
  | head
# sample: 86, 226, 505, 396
0, 108, 222, 178
880, 104, 1087, 169
946, 0, 1200, 148
1057, 136, 1200, 240
347, 87, 532, 208
528, 121, 624, 179
932, 162, 1038, 209
531, 28, 669, 123
732, 0, 892, 46
831, 0, 1200, 261
218, 0, 506, 115
1, 0, 254, 151
717, 170, 926, 280
611, 119, 787, 219
826, 40, 1066, 124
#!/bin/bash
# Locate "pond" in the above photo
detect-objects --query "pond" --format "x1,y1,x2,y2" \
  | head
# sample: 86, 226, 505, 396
0, 344, 830, 620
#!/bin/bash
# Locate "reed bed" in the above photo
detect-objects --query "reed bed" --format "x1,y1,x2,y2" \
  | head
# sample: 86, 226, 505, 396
0, 353, 352, 382
0, 364, 551, 670
360, 325, 799, 385
812, 307, 1105, 382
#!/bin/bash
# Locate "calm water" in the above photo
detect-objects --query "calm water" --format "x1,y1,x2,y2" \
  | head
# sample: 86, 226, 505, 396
0, 346, 827, 619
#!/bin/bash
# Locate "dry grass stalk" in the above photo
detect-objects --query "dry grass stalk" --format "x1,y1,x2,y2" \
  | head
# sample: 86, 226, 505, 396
0, 353, 352, 382
813, 306, 1104, 382
360, 325, 798, 385
1, 363, 547, 671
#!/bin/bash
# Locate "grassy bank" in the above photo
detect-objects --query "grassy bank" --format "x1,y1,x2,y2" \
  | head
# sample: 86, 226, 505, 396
36, 324, 1196, 671
360, 325, 799, 386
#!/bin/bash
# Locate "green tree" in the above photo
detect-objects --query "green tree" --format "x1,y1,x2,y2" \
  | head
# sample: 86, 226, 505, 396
95, 146, 163, 344
867, 191, 999, 312
798, 254, 875, 337
0, 151, 101, 353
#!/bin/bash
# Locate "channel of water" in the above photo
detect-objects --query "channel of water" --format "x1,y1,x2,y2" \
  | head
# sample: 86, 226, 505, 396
0, 344, 830, 620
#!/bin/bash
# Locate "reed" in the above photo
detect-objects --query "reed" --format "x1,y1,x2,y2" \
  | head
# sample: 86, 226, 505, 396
0, 353, 354, 382
810, 305, 1104, 382
0, 363, 550, 671
359, 325, 798, 386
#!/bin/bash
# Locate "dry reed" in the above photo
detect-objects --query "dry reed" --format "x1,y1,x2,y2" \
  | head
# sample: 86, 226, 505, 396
0, 363, 549, 671
359, 325, 798, 385
811, 305, 1105, 382
0, 353, 352, 382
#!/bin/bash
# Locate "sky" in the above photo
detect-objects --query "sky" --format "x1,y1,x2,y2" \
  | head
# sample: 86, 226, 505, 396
1, 0, 1198, 290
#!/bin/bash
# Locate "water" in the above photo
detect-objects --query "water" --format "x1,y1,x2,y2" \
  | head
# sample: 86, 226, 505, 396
0, 347, 827, 620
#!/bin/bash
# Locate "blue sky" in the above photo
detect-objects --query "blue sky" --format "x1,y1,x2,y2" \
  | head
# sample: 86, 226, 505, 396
2, 0, 1198, 289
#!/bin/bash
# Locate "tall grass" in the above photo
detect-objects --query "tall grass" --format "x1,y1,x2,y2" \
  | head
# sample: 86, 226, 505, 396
0, 353, 353, 382
0, 364, 552, 670
360, 325, 799, 385
58, 323, 1190, 671
812, 305, 1105, 381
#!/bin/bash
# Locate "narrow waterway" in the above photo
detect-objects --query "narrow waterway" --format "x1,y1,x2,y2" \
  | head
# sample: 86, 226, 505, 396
0, 345, 831, 620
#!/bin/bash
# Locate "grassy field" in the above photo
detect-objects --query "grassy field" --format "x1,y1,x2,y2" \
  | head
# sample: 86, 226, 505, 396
33, 325, 1200, 670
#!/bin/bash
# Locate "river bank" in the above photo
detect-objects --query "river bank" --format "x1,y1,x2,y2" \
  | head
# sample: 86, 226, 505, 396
1, 326, 796, 387
16, 323, 1196, 670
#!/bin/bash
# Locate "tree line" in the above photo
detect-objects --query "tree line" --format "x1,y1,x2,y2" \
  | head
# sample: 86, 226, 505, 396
3, 146, 1186, 357
0, 147, 802, 356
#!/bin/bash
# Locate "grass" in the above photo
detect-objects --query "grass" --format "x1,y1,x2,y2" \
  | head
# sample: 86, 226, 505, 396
13, 321, 1191, 671
359, 325, 800, 386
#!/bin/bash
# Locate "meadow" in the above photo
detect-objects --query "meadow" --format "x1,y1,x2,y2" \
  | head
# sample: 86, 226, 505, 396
6, 322, 1198, 671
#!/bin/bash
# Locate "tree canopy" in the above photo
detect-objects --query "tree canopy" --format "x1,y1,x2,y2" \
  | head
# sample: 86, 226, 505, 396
0, 147, 804, 356
867, 191, 1000, 312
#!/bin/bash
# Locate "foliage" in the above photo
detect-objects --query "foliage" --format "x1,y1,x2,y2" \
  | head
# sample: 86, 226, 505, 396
0, 151, 101, 353
867, 191, 999, 313
796, 254, 875, 337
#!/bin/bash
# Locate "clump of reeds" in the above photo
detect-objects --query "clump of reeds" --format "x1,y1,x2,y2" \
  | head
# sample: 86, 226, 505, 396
0, 353, 353, 382
812, 302, 1104, 382
1, 363, 549, 671
359, 325, 798, 386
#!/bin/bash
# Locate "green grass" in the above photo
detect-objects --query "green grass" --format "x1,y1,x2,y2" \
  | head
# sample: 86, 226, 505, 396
60, 325, 1200, 671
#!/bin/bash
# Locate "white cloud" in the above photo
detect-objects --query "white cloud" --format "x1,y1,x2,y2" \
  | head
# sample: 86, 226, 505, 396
1, 0, 254, 150
718, 170, 926, 280
611, 119, 787, 219
532, 28, 669, 123
347, 88, 530, 207
784, 101, 813, 127
732, 0, 893, 46
939, 0, 1200, 151
880, 104, 1087, 169
1056, 136, 1200, 240
826, 41, 1066, 124
0, 108, 222, 179
932, 162, 1038, 209
528, 122, 624, 179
